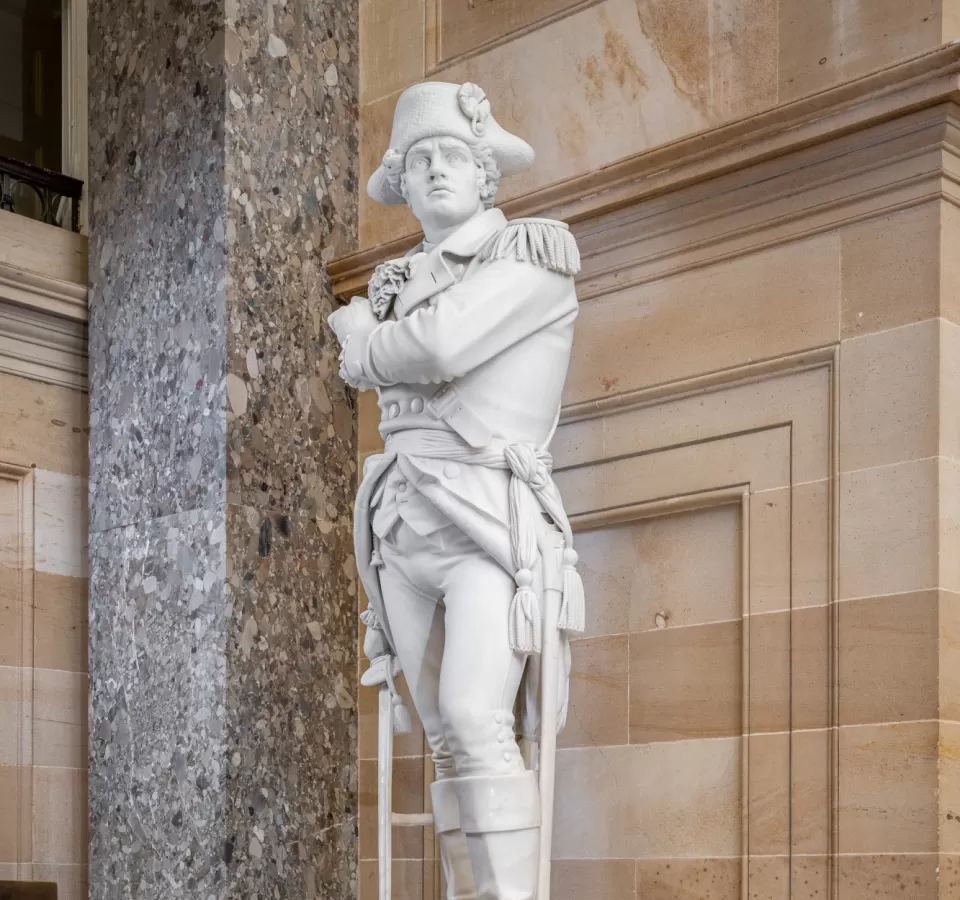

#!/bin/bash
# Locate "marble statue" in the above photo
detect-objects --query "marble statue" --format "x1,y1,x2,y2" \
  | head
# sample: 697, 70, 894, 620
328, 81, 584, 900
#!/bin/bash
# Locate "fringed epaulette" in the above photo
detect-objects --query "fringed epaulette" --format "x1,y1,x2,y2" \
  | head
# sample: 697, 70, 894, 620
477, 217, 580, 276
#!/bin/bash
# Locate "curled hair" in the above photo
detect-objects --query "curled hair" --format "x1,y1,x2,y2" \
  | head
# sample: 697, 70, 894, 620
381, 144, 502, 209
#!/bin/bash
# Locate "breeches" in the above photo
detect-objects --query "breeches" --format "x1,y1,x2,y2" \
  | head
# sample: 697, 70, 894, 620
378, 520, 529, 782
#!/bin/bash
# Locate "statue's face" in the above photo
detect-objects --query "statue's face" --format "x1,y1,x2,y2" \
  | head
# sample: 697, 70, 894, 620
403, 136, 483, 234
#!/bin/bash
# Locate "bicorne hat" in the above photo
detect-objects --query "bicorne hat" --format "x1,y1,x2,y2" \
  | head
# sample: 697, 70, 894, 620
366, 81, 535, 206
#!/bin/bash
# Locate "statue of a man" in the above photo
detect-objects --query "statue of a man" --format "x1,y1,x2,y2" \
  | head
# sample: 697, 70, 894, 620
329, 81, 584, 900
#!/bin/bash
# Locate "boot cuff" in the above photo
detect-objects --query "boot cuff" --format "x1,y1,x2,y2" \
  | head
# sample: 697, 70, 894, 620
454, 771, 541, 833
429, 778, 463, 834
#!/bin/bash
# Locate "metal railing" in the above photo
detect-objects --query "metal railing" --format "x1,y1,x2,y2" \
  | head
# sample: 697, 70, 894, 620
0, 155, 83, 232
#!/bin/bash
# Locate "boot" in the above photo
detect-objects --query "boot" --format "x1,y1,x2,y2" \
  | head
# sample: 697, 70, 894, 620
431, 778, 478, 899
455, 771, 540, 900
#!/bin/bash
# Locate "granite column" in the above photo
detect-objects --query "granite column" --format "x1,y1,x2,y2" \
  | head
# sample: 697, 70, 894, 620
87, 2, 359, 897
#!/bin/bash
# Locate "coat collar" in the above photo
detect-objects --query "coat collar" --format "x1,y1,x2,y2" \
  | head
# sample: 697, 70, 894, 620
396, 208, 507, 317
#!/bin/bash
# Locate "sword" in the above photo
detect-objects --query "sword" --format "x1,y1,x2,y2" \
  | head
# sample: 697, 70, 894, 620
370, 659, 430, 900
370, 530, 567, 900
535, 529, 565, 900
377, 682, 394, 900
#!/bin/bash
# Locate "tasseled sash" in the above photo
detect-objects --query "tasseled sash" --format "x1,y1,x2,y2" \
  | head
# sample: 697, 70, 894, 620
383, 430, 586, 654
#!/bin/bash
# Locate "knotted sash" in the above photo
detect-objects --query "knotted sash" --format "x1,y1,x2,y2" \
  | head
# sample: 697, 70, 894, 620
379, 429, 585, 653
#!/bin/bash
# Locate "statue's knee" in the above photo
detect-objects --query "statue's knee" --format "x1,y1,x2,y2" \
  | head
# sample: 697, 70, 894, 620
438, 697, 492, 750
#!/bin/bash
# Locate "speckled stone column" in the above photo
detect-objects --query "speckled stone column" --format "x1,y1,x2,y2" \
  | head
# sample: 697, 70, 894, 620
87, 2, 359, 898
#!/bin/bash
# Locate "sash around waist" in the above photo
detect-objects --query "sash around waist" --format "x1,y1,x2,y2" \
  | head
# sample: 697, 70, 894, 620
382, 428, 553, 473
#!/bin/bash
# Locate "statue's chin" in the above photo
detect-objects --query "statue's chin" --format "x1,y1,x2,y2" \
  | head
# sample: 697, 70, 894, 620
413, 199, 484, 237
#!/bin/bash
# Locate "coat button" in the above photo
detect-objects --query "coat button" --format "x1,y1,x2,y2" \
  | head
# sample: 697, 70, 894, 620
397, 482, 407, 493
443, 463, 460, 478
409, 397, 424, 413
388, 403, 400, 418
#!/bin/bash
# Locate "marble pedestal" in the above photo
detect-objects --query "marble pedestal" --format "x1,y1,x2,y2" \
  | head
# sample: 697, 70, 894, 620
86, 2, 359, 898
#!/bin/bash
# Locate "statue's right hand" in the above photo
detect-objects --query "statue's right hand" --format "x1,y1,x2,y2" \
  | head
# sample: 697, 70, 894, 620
328, 296, 376, 345
363, 622, 391, 660
360, 654, 402, 687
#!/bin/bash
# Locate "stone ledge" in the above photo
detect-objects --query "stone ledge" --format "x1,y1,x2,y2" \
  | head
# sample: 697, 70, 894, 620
0, 301, 88, 391
0, 264, 88, 324
329, 42, 960, 298
0, 210, 87, 323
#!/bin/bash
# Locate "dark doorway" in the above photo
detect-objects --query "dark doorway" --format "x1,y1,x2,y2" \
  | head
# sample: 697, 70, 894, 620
0, 0, 63, 172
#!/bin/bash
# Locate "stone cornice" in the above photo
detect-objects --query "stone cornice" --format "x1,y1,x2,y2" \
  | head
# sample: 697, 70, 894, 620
329, 43, 960, 298
0, 301, 88, 390
0, 261, 89, 322
0, 205, 89, 389
0, 208, 88, 322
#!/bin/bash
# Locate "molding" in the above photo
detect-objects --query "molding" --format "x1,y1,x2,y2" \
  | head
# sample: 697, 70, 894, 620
533, 42, 960, 225
0, 261, 88, 323
62, 0, 89, 234
0, 462, 35, 876
559, 346, 838, 425
0, 208, 89, 322
0, 300, 88, 390
330, 44, 960, 298
553, 349, 840, 896
572, 103, 954, 302
827, 345, 841, 899
424, 0, 439, 72
427, 0, 604, 75
572, 483, 753, 895
569, 484, 746, 530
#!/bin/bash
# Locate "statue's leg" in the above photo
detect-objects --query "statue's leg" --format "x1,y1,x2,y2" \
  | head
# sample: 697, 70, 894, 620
379, 528, 478, 900
438, 553, 541, 900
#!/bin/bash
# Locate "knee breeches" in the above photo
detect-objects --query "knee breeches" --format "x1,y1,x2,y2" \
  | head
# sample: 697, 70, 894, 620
378, 521, 529, 781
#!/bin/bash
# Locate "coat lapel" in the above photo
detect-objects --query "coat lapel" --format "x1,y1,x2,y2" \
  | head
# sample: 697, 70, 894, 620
394, 208, 507, 319
395, 252, 456, 317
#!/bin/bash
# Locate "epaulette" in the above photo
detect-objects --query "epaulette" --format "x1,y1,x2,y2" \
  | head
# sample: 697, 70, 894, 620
477, 217, 580, 276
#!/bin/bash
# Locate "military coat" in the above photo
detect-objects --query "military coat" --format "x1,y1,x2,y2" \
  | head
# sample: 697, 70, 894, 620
347, 208, 580, 731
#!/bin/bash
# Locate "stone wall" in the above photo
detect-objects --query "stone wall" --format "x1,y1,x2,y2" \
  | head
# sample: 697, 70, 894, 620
357, 0, 960, 250
342, 3, 960, 898
87, 1, 360, 897
0, 373, 89, 900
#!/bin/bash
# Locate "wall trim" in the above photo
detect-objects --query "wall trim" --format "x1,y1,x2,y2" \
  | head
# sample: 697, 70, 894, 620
0, 261, 88, 323
551, 348, 841, 895
0, 207, 89, 323
0, 198, 90, 388
559, 346, 837, 424
330, 43, 960, 298
569, 483, 747, 530
63, 0, 89, 233
425, 0, 605, 75
0, 463, 35, 878
0, 301, 88, 391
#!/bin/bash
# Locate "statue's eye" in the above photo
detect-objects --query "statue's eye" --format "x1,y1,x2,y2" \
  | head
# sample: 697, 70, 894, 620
448, 151, 467, 164
408, 156, 428, 171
